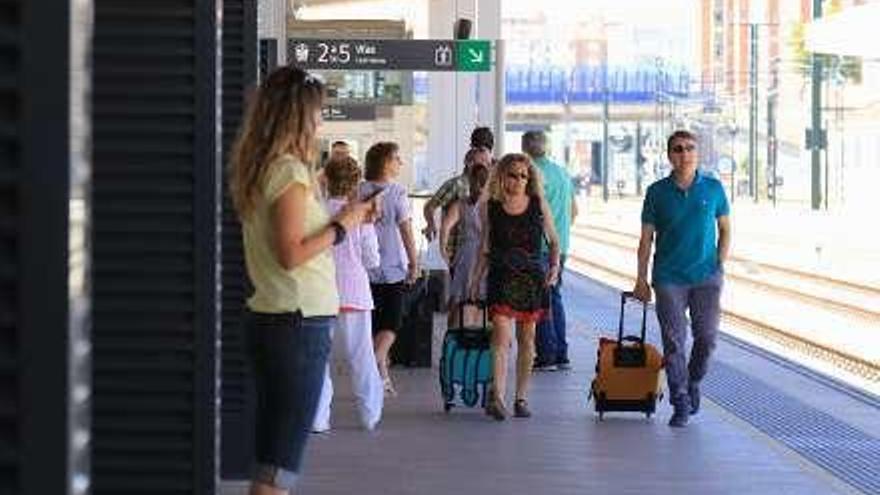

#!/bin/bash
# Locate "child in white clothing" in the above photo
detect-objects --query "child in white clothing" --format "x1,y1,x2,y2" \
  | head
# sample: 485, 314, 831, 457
313, 156, 384, 432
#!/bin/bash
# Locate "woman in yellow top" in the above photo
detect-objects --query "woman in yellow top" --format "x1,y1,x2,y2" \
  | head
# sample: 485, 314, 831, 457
229, 66, 375, 495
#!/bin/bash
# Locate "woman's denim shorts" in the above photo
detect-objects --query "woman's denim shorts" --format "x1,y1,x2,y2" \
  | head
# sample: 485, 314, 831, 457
245, 310, 334, 489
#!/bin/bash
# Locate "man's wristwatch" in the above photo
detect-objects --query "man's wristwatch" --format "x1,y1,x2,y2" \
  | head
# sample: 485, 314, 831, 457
330, 221, 347, 246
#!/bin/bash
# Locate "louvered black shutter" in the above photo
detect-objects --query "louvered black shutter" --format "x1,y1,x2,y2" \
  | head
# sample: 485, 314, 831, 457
3, 1, 92, 494
220, 0, 257, 480
91, 2, 221, 494
0, 3, 24, 490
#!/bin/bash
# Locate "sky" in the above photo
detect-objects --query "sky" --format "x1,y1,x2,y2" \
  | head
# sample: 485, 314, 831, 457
504, 0, 694, 26
298, 0, 700, 66
300, 0, 698, 31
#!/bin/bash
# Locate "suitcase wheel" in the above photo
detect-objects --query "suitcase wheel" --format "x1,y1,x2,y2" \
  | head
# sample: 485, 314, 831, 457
644, 393, 657, 419
444, 402, 454, 413
461, 388, 477, 407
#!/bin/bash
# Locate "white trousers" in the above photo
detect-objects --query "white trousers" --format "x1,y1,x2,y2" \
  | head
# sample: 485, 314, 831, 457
313, 310, 384, 430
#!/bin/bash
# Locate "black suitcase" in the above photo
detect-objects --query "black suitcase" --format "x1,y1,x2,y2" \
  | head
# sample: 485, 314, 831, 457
390, 274, 434, 367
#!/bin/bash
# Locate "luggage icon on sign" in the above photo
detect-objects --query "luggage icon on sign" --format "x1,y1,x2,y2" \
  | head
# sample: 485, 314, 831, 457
435, 45, 453, 67
294, 43, 309, 63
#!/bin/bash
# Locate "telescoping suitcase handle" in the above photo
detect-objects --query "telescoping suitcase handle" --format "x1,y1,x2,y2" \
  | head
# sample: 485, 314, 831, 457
454, 300, 490, 349
618, 291, 647, 345
614, 292, 649, 368
458, 299, 488, 331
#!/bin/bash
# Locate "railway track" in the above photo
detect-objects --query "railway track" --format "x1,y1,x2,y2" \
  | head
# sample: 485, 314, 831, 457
566, 247, 880, 384
572, 225, 880, 322
577, 223, 880, 294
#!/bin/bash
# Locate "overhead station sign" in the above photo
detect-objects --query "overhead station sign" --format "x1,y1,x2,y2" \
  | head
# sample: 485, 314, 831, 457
288, 39, 492, 72
321, 105, 377, 121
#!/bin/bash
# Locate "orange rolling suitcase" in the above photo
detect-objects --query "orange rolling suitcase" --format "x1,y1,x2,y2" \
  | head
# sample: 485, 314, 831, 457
589, 291, 664, 420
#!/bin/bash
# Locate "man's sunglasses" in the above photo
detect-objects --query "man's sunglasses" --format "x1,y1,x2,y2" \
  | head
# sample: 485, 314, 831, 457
671, 144, 696, 153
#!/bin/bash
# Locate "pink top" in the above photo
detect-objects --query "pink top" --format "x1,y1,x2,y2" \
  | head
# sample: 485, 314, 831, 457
326, 197, 380, 311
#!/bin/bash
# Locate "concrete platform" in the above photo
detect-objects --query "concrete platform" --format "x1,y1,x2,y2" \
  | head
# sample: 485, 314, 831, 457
221, 273, 877, 495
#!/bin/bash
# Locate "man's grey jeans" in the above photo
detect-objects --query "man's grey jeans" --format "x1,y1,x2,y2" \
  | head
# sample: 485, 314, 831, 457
654, 270, 724, 409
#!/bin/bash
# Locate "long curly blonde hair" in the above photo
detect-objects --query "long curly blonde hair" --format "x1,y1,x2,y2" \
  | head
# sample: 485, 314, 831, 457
487, 153, 545, 202
229, 66, 325, 219
324, 156, 362, 198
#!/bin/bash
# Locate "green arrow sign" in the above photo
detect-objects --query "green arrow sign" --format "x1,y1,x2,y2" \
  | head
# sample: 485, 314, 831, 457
456, 40, 492, 72
287, 39, 492, 72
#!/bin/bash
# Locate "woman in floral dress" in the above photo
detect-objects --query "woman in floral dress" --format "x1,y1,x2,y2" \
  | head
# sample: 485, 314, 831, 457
469, 153, 560, 421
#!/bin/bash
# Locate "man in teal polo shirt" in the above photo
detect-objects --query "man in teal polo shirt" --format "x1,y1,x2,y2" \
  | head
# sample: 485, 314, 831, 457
523, 131, 578, 371
633, 130, 731, 427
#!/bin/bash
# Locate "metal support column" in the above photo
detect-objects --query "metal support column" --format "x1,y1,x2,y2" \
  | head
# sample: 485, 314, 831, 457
811, 0, 823, 210
730, 130, 736, 203
768, 54, 779, 206
494, 39, 506, 155
601, 40, 610, 202
748, 23, 758, 202
635, 121, 643, 196
768, 91, 777, 206
824, 118, 830, 210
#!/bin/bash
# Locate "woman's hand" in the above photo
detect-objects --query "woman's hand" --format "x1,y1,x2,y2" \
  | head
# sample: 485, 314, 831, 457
405, 262, 420, 285
365, 195, 383, 223
334, 197, 374, 231
467, 280, 481, 302
422, 221, 437, 241
544, 263, 560, 287
440, 250, 451, 269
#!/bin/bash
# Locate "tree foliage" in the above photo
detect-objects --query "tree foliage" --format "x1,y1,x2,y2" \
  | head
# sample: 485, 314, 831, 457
787, 2, 862, 85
